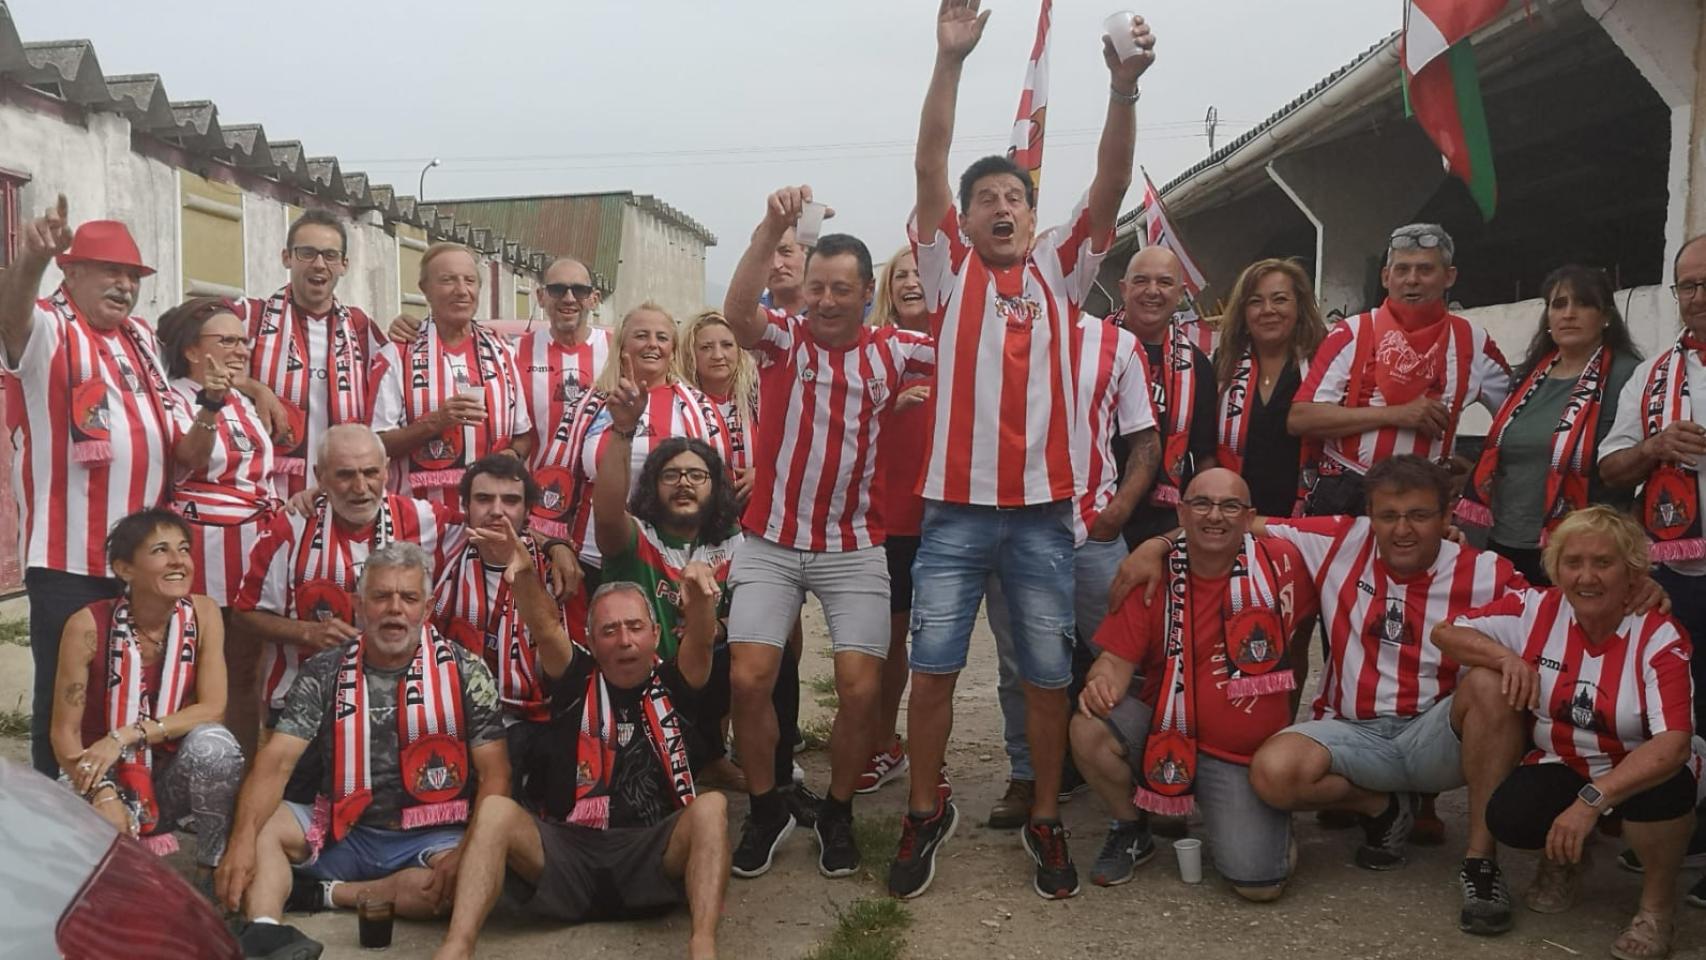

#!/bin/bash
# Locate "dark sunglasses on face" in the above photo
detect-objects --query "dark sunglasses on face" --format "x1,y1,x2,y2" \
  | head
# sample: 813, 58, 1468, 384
545, 282, 596, 301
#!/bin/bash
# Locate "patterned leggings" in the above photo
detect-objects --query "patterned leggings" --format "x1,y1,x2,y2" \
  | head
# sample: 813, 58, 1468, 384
65, 723, 245, 867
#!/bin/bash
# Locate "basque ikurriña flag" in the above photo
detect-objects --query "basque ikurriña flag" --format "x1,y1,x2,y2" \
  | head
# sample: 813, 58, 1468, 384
1402, 0, 1508, 219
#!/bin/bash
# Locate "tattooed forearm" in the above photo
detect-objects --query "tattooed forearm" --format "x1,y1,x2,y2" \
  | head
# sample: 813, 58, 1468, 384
1124, 429, 1161, 494
64, 681, 86, 707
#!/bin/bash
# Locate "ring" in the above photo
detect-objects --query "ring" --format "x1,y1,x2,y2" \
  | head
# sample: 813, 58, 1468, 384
79, 760, 93, 770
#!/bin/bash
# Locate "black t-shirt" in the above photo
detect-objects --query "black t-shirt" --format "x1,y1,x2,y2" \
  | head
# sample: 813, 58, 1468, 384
1119, 340, 1218, 543
531, 648, 705, 828
1239, 359, 1304, 517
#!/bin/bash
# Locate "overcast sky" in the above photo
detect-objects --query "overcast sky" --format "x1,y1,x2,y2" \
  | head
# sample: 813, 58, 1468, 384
18, 1, 1395, 302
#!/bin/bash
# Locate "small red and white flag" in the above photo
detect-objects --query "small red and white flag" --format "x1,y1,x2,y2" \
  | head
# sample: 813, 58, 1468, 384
1140, 169, 1208, 300
1007, 0, 1052, 193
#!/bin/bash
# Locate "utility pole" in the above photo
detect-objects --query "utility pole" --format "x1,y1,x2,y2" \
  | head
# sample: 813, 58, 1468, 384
1204, 106, 1219, 152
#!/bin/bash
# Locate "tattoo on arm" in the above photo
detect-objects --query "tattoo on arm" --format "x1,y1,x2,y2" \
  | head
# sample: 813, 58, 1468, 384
1127, 431, 1161, 492
64, 682, 86, 707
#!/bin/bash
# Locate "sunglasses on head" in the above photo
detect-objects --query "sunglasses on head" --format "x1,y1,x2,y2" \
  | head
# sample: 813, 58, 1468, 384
1389, 231, 1446, 251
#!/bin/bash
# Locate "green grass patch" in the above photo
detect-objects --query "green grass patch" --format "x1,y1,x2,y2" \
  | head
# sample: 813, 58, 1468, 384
806, 674, 837, 695
0, 619, 27, 646
0, 710, 30, 738
804, 897, 911, 960
854, 814, 900, 884
798, 716, 834, 752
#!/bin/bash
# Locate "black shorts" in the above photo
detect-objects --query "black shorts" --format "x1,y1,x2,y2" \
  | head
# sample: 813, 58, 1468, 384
516, 811, 686, 923
1486, 762, 1698, 851
687, 646, 731, 771
885, 536, 920, 615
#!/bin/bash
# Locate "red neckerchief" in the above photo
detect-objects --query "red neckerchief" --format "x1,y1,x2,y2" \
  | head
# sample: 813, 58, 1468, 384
1370, 298, 1451, 406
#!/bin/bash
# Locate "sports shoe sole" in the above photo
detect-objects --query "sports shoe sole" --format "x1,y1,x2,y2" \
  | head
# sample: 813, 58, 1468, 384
890, 804, 959, 900
815, 822, 862, 879
731, 817, 796, 879
855, 755, 909, 795
1091, 843, 1157, 887
1021, 830, 1082, 900
1459, 912, 1513, 936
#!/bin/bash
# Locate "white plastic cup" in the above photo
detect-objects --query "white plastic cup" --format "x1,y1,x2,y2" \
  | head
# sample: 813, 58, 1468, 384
1173, 837, 1203, 883
1104, 11, 1140, 62
796, 201, 827, 248
457, 384, 486, 416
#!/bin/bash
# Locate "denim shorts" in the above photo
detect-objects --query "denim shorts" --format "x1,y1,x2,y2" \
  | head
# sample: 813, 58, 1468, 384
727, 536, 890, 658
286, 801, 464, 881
1105, 696, 1291, 887
909, 500, 1077, 688
1282, 695, 1464, 794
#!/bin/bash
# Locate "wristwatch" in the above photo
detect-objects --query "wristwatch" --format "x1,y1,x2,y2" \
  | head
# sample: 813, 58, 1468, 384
194, 388, 223, 412
1577, 783, 1614, 816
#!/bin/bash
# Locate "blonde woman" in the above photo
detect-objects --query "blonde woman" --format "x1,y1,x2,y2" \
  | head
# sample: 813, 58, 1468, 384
677, 309, 759, 505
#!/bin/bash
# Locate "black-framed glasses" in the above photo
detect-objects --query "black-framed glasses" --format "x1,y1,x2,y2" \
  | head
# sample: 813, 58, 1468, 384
1182, 496, 1250, 518
544, 282, 596, 301
1671, 280, 1706, 301
199, 333, 246, 348
1371, 508, 1442, 526
660, 467, 712, 486
290, 245, 345, 264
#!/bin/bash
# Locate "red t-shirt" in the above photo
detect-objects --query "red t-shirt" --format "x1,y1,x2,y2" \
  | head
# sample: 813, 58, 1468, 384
1094, 538, 1318, 763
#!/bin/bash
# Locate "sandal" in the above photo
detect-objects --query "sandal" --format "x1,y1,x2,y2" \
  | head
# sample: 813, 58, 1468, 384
1609, 910, 1672, 960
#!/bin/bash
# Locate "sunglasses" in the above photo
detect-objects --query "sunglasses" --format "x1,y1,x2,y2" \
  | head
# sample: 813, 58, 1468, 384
544, 282, 596, 301
1388, 231, 1447, 251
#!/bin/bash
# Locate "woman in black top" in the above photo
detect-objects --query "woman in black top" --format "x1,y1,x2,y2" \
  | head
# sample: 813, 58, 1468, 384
1213, 259, 1328, 517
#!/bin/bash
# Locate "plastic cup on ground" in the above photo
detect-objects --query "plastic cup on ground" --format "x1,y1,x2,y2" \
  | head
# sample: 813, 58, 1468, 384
796, 201, 827, 248
1104, 11, 1140, 62
1174, 837, 1204, 883
357, 896, 394, 949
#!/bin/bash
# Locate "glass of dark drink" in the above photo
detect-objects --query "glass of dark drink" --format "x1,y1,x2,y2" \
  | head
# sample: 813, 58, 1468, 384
357, 896, 394, 949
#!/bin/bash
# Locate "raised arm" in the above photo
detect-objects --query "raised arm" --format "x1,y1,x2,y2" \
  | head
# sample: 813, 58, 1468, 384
0, 194, 70, 366
724, 187, 814, 349
592, 361, 646, 558
1086, 16, 1156, 240
916, 0, 991, 236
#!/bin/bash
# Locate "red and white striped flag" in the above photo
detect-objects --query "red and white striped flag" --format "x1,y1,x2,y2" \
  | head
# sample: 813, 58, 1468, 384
1006, 0, 1052, 193
1139, 169, 1215, 354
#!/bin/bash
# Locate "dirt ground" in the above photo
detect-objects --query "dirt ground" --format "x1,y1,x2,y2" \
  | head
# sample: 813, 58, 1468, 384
7, 601, 1706, 959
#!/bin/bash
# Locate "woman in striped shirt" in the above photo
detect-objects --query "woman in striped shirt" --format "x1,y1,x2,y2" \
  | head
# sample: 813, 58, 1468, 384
676, 309, 759, 507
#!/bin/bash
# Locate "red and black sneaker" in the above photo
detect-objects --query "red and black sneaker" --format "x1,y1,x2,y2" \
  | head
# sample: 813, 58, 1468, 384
887, 799, 959, 900
1022, 819, 1081, 900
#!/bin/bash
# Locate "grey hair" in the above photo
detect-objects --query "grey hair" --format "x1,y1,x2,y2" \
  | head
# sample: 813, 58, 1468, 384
316, 423, 387, 466
357, 541, 433, 595
1385, 222, 1456, 266
585, 580, 656, 637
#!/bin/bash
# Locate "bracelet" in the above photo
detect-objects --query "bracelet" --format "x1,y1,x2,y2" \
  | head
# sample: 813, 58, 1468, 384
194, 413, 220, 432
1111, 82, 1141, 103
134, 721, 150, 745
108, 728, 128, 749
612, 426, 637, 441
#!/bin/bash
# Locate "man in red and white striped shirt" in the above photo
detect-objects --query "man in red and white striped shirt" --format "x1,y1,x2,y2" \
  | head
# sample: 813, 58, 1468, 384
889, 3, 1155, 903
229, 209, 384, 498
515, 257, 611, 474
1291, 224, 1511, 515
722, 204, 934, 879
0, 197, 180, 776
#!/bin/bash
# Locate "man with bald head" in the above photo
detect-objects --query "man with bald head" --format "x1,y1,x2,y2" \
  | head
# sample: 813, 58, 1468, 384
518, 258, 612, 458
1115, 246, 1218, 545
1074, 467, 1316, 898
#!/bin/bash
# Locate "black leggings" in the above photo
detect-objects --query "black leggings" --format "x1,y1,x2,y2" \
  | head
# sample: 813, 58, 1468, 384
1486, 762, 1697, 850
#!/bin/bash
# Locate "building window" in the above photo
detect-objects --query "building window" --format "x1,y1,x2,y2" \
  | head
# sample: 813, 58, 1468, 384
0, 168, 32, 271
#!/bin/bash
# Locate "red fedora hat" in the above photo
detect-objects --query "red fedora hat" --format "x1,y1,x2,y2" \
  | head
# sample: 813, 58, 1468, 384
55, 220, 155, 277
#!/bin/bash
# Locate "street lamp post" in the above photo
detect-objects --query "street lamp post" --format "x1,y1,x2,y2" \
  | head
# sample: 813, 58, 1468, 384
418, 157, 441, 201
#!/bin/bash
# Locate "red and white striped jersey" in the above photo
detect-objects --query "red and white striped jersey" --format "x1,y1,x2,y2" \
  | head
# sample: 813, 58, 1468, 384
1454, 589, 1694, 779
704, 387, 759, 474
743, 309, 935, 551
2, 294, 179, 576
1072, 316, 1156, 543
910, 194, 1109, 506
234, 494, 458, 709
1295, 310, 1511, 472
1265, 516, 1525, 720
514, 326, 611, 471
168, 379, 280, 605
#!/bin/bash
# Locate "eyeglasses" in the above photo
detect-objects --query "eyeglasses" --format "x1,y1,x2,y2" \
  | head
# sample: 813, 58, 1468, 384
544, 282, 596, 301
199, 333, 246, 348
1182, 497, 1250, 518
290, 246, 345, 264
1388, 229, 1449, 252
1671, 280, 1706, 301
660, 467, 712, 486
1370, 509, 1442, 526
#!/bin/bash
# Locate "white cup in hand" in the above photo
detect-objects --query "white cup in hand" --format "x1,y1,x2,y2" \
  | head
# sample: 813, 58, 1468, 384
1104, 11, 1141, 62
797, 202, 827, 248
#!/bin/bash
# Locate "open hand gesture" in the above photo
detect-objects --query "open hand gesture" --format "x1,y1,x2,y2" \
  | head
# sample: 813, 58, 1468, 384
937, 0, 991, 62
23, 194, 72, 267
468, 515, 530, 583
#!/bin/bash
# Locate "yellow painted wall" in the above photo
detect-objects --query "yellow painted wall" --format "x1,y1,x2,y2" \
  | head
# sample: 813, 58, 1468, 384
180, 170, 244, 293
515, 290, 532, 321
396, 223, 428, 320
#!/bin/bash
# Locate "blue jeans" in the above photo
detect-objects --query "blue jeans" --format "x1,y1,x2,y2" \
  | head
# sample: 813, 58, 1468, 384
909, 500, 1076, 689
286, 802, 464, 881
990, 535, 1128, 780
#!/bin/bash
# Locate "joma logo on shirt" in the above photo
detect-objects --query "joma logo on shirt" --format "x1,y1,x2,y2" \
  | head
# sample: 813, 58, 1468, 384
1537, 655, 1566, 672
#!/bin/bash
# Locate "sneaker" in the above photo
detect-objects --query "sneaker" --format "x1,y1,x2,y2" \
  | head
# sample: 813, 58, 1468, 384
1410, 795, 1446, 847
815, 808, 861, 878
235, 921, 324, 960
887, 800, 959, 899
987, 779, 1035, 831
1618, 830, 1706, 873
731, 812, 796, 878
282, 874, 329, 914
1091, 819, 1156, 887
785, 782, 821, 829
1057, 761, 1089, 802
1526, 857, 1583, 914
791, 761, 806, 785
1021, 819, 1081, 900
1355, 793, 1418, 871
1686, 873, 1706, 909
855, 738, 908, 795
1457, 857, 1512, 935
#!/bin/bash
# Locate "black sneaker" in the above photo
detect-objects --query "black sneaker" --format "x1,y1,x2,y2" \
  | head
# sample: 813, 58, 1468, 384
282, 873, 329, 914
785, 783, 821, 829
1021, 819, 1081, 900
815, 808, 861, 878
1687, 873, 1706, 909
1355, 793, 1417, 871
731, 812, 796, 878
1457, 857, 1513, 935
1620, 830, 1706, 873
1091, 819, 1156, 887
887, 800, 959, 899
236, 921, 324, 960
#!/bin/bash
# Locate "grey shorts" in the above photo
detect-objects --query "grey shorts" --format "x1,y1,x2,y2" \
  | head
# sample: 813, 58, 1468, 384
727, 536, 889, 658
1105, 697, 1292, 888
515, 811, 685, 923
1282, 695, 1464, 794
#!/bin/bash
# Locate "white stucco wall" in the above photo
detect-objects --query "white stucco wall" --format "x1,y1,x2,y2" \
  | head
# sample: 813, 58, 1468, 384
610, 202, 710, 324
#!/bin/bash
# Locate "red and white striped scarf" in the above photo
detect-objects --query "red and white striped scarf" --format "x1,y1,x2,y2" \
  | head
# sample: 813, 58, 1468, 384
97, 596, 199, 852
1635, 334, 1706, 562
245, 287, 368, 473
401, 318, 519, 490
531, 390, 607, 541
1217, 349, 1319, 516
291, 495, 397, 621
1142, 322, 1199, 506
49, 288, 171, 466
569, 667, 694, 829
1457, 347, 1608, 539
314, 627, 470, 843
1135, 535, 1288, 817
432, 533, 554, 722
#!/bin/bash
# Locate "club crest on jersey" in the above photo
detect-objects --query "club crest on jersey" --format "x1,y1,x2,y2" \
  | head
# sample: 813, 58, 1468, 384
995, 295, 1041, 333
230, 426, 254, 453
1564, 681, 1606, 733
1368, 599, 1413, 646
800, 367, 817, 383
617, 721, 636, 747
866, 377, 889, 406
555, 375, 583, 402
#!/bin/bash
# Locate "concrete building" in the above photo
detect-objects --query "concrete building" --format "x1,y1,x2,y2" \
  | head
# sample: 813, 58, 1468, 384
1096, 0, 1706, 399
